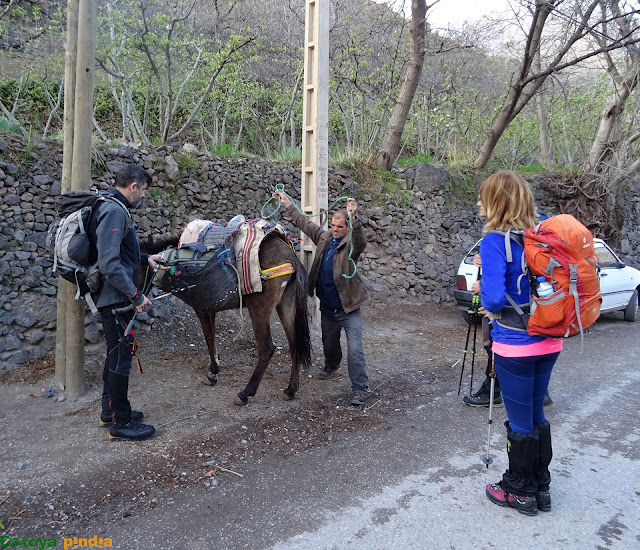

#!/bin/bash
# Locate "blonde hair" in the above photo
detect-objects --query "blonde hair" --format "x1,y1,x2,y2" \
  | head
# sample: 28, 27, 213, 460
479, 171, 538, 233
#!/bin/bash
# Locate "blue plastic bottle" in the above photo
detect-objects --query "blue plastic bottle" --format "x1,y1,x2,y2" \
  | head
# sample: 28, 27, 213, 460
536, 276, 554, 298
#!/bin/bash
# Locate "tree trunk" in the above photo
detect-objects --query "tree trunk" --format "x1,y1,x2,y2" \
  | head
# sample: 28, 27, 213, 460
374, 4, 427, 167
584, 1, 640, 174
534, 49, 551, 167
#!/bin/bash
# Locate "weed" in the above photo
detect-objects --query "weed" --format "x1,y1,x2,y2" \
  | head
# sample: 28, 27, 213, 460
210, 142, 235, 157
0, 116, 21, 134
397, 152, 434, 166
272, 146, 302, 163
177, 153, 199, 171
515, 163, 545, 174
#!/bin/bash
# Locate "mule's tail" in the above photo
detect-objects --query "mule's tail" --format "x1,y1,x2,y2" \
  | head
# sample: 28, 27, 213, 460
291, 253, 312, 370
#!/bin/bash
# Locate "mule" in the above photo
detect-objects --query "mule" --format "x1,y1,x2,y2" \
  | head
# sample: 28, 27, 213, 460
143, 233, 311, 406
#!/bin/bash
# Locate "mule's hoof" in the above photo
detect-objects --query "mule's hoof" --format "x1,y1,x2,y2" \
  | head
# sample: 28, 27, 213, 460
204, 372, 218, 386
233, 395, 248, 406
282, 390, 296, 401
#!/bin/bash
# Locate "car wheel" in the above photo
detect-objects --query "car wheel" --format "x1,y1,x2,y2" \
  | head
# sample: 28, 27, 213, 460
461, 310, 483, 325
623, 289, 638, 322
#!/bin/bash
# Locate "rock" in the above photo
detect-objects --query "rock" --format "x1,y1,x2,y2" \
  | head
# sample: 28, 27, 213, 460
33, 175, 54, 185
413, 163, 451, 194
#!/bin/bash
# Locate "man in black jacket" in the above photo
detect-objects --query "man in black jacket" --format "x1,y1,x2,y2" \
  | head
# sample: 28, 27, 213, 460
90, 165, 165, 440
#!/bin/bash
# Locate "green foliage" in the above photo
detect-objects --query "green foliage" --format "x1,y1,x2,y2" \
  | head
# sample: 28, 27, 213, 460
22, 142, 36, 162
0, 116, 21, 134
176, 153, 199, 171
272, 146, 302, 163
397, 153, 434, 166
515, 164, 545, 174
210, 143, 236, 157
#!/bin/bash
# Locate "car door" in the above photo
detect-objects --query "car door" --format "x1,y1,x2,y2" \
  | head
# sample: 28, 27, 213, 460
596, 241, 633, 310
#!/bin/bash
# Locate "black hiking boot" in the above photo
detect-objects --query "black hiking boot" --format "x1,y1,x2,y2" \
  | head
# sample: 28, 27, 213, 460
463, 378, 502, 407
350, 392, 367, 406
109, 420, 156, 441
100, 410, 144, 426
543, 392, 553, 409
317, 367, 339, 380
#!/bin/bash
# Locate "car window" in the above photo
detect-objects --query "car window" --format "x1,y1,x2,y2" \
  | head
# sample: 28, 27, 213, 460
463, 241, 481, 265
596, 246, 619, 268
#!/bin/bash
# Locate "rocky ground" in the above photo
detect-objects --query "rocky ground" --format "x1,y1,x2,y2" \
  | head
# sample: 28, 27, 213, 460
0, 301, 468, 539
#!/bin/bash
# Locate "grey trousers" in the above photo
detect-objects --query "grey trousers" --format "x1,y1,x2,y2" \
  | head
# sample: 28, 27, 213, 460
320, 303, 369, 394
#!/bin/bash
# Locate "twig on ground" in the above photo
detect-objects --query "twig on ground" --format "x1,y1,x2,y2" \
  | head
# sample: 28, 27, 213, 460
214, 465, 243, 478
156, 414, 203, 428
364, 399, 380, 412
451, 358, 461, 369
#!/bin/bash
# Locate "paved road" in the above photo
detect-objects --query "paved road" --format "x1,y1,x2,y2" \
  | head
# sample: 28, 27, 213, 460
99, 313, 640, 549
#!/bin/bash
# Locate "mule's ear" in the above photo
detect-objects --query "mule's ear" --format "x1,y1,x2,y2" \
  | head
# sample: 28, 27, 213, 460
139, 234, 179, 254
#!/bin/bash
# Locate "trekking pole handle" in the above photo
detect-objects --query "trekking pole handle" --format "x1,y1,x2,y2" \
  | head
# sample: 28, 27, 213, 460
113, 304, 135, 315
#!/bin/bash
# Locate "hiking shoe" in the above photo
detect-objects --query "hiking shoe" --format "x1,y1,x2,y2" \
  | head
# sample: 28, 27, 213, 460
463, 388, 502, 407
317, 368, 338, 380
100, 410, 144, 426
536, 490, 551, 512
350, 393, 367, 406
486, 483, 538, 516
109, 420, 155, 441
543, 392, 554, 409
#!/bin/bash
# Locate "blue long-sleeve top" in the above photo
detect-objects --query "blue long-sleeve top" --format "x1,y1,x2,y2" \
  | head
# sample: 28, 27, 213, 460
480, 232, 546, 345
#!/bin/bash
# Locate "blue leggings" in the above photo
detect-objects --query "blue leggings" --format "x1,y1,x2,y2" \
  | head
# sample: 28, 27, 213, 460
495, 352, 560, 434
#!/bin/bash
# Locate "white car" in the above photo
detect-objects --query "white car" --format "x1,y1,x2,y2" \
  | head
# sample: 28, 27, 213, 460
454, 238, 640, 323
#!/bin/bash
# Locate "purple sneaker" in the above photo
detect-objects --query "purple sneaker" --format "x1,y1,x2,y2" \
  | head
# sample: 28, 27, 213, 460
486, 483, 538, 516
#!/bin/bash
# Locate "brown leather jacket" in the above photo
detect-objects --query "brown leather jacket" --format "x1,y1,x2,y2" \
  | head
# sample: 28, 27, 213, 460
286, 205, 370, 313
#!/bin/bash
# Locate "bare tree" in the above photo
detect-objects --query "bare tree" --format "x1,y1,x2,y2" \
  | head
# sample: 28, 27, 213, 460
473, 0, 640, 170
584, 0, 640, 179
376, 0, 429, 170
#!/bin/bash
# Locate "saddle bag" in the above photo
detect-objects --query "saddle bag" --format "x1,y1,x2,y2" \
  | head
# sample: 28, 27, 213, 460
154, 241, 240, 312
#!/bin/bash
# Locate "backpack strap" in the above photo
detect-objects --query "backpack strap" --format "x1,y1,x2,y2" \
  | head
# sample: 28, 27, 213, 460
98, 195, 133, 234
568, 263, 584, 346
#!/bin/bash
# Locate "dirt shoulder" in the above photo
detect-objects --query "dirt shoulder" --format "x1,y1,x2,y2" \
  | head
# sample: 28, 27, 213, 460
0, 302, 467, 538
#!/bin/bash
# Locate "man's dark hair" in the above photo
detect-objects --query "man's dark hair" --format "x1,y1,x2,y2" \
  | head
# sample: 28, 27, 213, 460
115, 165, 152, 189
333, 209, 348, 223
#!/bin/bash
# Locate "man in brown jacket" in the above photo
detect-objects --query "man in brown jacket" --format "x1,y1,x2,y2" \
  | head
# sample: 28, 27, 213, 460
275, 191, 371, 406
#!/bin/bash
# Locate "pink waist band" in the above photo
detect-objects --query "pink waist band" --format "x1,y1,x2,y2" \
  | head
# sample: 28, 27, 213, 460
492, 338, 563, 358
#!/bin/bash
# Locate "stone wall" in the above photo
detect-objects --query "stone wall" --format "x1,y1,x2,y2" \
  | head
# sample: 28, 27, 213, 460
1, 135, 639, 370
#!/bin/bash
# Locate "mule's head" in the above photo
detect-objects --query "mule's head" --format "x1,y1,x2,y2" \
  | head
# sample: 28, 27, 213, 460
139, 234, 179, 290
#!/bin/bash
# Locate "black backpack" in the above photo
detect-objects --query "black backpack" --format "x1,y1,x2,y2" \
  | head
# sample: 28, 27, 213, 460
48, 190, 132, 313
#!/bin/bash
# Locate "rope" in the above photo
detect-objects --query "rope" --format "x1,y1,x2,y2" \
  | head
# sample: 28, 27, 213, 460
261, 183, 358, 279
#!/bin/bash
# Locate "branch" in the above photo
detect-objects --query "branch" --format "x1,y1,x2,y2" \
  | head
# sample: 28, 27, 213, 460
42, 79, 63, 139
167, 36, 256, 142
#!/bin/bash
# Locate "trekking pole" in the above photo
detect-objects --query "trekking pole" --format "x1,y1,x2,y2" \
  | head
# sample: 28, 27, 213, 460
457, 294, 480, 395
469, 303, 479, 396
482, 350, 496, 468
113, 304, 137, 337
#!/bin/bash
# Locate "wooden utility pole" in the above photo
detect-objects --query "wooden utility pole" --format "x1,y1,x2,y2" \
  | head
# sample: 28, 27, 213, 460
301, 0, 329, 326
55, 0, 79, 389
57, 0, 98, 396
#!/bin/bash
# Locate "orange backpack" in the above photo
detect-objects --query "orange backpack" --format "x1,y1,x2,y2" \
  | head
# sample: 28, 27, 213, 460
523, 214, 602, 338
492, 214, 601, 342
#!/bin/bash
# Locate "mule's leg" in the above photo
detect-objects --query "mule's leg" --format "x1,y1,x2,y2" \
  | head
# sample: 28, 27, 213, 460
195, 310, 220, 385
276, 277, 300, 400
233, 288, 281, 406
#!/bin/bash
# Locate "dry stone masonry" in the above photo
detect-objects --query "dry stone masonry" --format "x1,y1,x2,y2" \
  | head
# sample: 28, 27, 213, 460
1, 135, 639, 370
